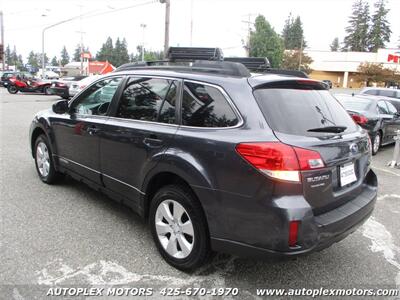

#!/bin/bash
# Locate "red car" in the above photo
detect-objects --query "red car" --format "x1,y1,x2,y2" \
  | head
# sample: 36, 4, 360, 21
7, 76, 52, 95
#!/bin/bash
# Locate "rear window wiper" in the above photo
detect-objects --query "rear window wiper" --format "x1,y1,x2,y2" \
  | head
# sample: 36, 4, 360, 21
307, 126, 347, 133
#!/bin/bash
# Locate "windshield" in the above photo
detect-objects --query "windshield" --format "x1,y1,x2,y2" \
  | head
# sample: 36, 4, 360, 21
337, 97, 372, 111
253, 88, 358, 136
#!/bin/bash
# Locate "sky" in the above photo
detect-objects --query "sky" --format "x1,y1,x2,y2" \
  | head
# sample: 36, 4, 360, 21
2, 0, 400, 61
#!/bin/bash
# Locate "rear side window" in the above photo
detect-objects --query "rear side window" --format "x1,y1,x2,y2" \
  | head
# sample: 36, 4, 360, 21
378, 90, 396, 98
117, 77, 177, 124
377, 101, 389, 114
253, 88, 358, 136
385, 101, 398, 115
182, 82, 239, 127
363, 89, 378, 96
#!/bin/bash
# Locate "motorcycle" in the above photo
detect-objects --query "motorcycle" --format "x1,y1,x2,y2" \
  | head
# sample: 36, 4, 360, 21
7, 77, 52, 95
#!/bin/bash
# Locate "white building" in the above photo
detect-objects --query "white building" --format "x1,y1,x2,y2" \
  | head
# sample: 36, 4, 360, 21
305, 48, 400, 88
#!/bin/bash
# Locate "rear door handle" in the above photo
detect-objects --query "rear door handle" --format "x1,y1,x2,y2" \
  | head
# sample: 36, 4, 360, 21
143, 136, 163, 148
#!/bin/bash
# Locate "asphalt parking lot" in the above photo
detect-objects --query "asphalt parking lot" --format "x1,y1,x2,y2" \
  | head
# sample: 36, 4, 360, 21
0, 88, 399, 299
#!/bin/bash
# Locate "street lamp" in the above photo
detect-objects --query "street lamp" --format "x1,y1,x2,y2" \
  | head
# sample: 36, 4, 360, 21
159, 0, 170, 58
140, 23, 147, 62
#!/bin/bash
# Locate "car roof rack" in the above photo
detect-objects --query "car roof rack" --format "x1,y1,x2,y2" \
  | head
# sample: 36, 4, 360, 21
114, 47, 307, 79
167, 47, 224, 61
224, 57, 271, 71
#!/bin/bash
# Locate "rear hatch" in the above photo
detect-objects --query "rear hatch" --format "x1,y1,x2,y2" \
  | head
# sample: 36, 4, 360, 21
251, 79, 371, 215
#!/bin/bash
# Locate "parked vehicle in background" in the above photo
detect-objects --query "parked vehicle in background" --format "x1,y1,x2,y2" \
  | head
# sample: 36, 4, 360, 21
7, 76, 52, 95
48, 76, 87, 99
322, 79, 332, 89
0, 71, 16, 87
336, 94, 400, 155
68, 75, 101, 98
360, 87, 400, 99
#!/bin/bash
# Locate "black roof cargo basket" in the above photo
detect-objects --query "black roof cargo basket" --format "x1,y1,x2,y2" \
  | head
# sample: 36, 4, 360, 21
224, 57, 271, 71
264, 69, 309, 78
167, 47, 224, 61
115, 60, 251, 77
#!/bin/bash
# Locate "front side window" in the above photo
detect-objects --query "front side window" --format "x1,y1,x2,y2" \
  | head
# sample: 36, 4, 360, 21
181, 82, 239, 128
72, 77, 123, 115
116, 77, 178, 124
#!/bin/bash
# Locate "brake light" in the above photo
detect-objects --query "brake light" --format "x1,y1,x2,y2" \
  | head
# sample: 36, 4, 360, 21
288, 221, 300, 247
236, 142, 325, 182
351, 114, 368, 125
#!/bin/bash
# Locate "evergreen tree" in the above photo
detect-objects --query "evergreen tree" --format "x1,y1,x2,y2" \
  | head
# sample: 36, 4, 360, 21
249, 15, 284, 68
27, 51, 39, 68
37, 53, 49, 67
96, 37, 114, 63
330, 37, 340, 51
368, 0, 391, 52
282, 14, 307, 50
342, 0, 370, 51
11, 46, 18, 66
51, 56, 58, 66
73, 44, 82, 62
5, 45, 11, 66
60, 46, 70, 66
16, 55, 26, 71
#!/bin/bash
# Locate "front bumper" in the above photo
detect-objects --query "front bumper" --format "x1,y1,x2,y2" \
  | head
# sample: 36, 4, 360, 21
210, 170, 377, 258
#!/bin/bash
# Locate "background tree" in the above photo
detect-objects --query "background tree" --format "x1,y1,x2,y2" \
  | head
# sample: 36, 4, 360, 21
60, 46, 70, 66
281, 50, 313, 74
37, 53, 49, 67
51, 56, 58, 66
4, 45, 11, 66
249, 15, 284, 68
282, 14, 307, 50
27, 51, 39, 68
16, 55, 26, 71
330, 37, 340, 51
10, 46, 18, 67
113, 37, 130, 66
342, 0, 370, 51
354, 62, 392, 86
96, 37, 114, 63
73, 44, 89, 62
368, 0, 391, 52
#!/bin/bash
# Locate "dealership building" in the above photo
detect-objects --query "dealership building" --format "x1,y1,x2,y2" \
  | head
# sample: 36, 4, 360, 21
305, 48, 400, 88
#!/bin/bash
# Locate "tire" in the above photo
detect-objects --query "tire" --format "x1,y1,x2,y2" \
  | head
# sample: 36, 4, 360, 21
43, 85, 51, 95
372, 132, 381, 155
34, 134, 62, 184
149, 185, 210, 272
7, 85, 18, 94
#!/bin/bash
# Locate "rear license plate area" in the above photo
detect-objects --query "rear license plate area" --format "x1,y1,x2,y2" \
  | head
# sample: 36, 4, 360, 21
340, 162, 357, 187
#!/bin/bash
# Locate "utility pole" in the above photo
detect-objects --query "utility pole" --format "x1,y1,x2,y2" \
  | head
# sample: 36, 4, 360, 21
241, 14, 256, 57
160, 0, 170, 58
0, 11, 4, 70
190, 0, 193, 46
140, 23, 147, 61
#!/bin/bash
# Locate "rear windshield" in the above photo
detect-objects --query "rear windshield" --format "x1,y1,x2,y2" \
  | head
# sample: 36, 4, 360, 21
254, 88, 358, 136
338, 97, 372, 111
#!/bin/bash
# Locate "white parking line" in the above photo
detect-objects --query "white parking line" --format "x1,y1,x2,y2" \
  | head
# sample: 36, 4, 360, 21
372, 166, 400, 177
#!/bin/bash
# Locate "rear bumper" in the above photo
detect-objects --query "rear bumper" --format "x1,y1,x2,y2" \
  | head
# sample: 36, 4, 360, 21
210, 170, 377, 258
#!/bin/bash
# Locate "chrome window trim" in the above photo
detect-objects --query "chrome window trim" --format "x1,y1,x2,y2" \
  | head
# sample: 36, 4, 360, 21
55, 155, 145, 195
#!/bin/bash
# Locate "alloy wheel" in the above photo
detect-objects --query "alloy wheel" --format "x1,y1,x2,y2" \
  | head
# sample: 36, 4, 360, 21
373, 134, 380, 154
36, 141, 50, 177
155, 199, 194, 259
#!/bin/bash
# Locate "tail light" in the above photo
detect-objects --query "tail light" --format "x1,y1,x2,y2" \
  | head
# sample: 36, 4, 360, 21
236, 142, 325, 182
351, 114, 368, 125
288, 221, 300, 247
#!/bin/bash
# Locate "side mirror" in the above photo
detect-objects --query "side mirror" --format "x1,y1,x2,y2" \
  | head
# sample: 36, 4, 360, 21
52, 100, 69, 114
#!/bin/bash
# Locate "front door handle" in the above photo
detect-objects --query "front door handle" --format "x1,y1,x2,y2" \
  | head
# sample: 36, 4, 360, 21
143, 136, 163, 148
87, 125, 100, 135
